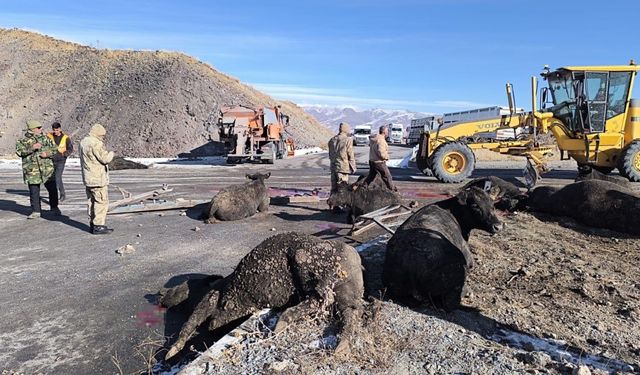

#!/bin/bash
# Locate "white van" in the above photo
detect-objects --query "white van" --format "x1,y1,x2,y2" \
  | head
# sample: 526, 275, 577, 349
389, 123, 404, 144
353, 124, 372, 146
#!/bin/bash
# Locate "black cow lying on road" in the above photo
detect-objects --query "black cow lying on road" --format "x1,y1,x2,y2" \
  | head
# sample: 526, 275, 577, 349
383, 187, 502, 310
462, 176, 526, 211
575, 167, 631, 189
204, 172, 270, 223
328, 176, 402, 224
162, 232, 365, 359
526, 179, 640, 235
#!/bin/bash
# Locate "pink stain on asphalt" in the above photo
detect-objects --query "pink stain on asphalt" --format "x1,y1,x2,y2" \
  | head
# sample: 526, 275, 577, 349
316, 222, 340, 233
136, 304, 166, 328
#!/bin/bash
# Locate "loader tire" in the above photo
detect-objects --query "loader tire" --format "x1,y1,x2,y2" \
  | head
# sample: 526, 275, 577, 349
619, 140, 640, 182
430, 142, 475, 183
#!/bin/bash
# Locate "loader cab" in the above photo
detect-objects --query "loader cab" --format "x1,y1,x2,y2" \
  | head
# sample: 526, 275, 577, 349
542, 66, 635, 134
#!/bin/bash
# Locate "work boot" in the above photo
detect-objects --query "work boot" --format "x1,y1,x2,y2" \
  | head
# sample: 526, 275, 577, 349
51, 207, 62, 216
27, 212, 41, 219
92, 225, 114, 235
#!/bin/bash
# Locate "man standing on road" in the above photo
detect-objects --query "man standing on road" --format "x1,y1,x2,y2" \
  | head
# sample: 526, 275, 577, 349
80, 123, 115, 235
15, 119, 61, 219
328, 122, 356, 193
364, 125, 397, 191
47, 122, 73, 202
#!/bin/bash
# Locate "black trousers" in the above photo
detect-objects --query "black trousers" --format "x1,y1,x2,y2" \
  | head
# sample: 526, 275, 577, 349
54, 160, 66, 197
364, 161, 396, 190
28, 179, 58, 213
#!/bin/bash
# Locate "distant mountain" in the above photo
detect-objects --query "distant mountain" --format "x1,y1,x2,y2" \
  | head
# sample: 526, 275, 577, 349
302, 105, 432, 133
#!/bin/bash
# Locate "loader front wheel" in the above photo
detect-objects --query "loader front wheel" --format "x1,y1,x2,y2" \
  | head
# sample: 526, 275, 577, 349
619, 140, 640, 182
430, 142, 475, 183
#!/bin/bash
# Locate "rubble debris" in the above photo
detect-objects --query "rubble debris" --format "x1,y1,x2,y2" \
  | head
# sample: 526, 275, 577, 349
115, 244, 136, 256
108, 156, 149, 170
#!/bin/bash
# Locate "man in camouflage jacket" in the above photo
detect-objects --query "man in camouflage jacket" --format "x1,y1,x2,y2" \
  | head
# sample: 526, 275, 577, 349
15, 119, 61, 219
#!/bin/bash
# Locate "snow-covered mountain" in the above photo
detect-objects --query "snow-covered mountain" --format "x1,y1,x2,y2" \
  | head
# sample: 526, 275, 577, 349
301, 105, 432, 133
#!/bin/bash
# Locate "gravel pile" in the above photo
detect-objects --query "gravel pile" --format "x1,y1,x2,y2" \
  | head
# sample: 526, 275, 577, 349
0, 28, 333, 158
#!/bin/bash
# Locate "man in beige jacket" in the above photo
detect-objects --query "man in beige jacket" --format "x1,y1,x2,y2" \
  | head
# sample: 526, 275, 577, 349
328, 122, 356, 192
80, 124, 115, 234
364, 125, 396, 191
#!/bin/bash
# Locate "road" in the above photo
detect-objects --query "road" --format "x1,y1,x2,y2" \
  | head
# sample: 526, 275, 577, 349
0, 145, 581, 374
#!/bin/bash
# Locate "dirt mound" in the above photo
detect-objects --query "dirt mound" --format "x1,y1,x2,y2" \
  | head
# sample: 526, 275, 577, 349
0, 28, 333, 157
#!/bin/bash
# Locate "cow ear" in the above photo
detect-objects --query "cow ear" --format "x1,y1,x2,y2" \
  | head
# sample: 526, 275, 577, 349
457, 190, 469, 205
246, 174, 251, 179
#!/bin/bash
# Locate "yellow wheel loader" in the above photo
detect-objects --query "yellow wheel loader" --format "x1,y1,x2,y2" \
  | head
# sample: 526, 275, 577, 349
416, 62, 640, 186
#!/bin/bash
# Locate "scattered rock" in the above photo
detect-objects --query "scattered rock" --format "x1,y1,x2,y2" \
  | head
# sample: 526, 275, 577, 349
515, 351, 551, 367
192, 226, 200, 232
115, 244, 136, 256
572, 365, 591, 375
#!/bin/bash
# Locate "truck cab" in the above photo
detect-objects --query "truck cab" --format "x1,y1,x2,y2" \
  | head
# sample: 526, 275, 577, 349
353, 124, 372, 146
389, 123, 404, 144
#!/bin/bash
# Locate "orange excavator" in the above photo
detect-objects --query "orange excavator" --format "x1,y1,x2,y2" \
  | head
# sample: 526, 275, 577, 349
217, 105, 295, 164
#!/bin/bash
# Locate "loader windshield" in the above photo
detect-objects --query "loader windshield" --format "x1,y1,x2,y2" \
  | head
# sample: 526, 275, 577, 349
547, 71, 575, 105
545, 71, 578, 130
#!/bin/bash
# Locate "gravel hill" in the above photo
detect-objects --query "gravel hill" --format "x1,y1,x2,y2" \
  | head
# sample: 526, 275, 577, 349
0, 28, 332, 157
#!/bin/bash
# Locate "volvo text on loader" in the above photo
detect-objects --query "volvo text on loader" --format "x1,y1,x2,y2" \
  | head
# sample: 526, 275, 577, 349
416, 62, 640, 186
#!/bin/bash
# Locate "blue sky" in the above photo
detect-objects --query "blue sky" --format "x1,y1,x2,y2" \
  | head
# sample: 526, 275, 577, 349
1, 0, 638, 113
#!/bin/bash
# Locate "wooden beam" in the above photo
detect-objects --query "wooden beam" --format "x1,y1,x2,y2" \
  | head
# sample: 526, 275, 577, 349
107, 186, 173, 211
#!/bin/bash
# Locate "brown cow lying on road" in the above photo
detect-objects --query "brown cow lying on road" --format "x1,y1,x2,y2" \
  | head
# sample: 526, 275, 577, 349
204, 172, 270, 223
383, 187, 502, 310
162, 232, 365, 359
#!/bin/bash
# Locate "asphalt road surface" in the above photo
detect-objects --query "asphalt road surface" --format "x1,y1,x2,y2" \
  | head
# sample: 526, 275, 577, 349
0, 145, 582, 374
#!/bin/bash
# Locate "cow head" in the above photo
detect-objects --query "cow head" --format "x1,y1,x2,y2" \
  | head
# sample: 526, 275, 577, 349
246, 172, 271, 181
455, 187, 503, 234
327, 182, 354, 209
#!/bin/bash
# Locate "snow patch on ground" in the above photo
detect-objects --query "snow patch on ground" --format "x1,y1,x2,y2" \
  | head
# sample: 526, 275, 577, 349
491, 329, 636, 373
0, 149, 324, 170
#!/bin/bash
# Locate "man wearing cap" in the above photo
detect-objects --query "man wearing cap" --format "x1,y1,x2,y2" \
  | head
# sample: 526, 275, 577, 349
15, 119, 61, 219
80, 123, 115, 234
328, 122, 356, 193
47, 121, 74, 202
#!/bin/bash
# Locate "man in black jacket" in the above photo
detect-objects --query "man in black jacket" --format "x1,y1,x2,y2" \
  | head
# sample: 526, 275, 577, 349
47, 122, 74, 202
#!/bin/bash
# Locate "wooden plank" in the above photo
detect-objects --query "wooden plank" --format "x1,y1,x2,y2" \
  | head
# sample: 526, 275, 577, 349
286, 195, 320, 203
107, 198, 208, 214
107, 186, 173, 211
372, 217, 395, 234
357, 204, 401, 219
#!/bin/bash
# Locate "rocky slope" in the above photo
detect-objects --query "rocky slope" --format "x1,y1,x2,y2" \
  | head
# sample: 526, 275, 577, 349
0, 28, 332, 157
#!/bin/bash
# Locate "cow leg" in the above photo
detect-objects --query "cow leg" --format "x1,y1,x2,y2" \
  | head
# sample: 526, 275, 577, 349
273, 298, 319, 334
258, 196, 269, 212
165, 289, 220, 360
204, 199, 218, 223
